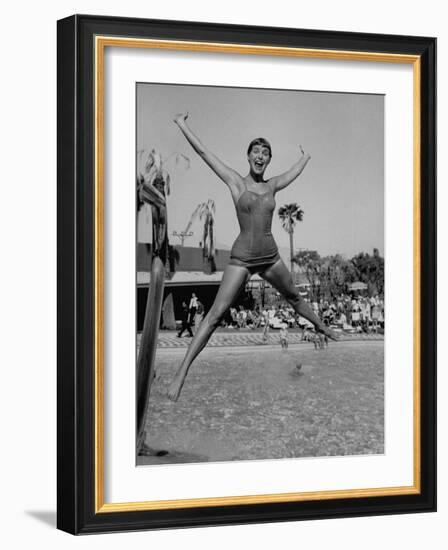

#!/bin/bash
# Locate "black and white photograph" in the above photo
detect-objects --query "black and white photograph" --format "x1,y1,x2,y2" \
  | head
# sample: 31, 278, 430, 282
136, 83, 385, 466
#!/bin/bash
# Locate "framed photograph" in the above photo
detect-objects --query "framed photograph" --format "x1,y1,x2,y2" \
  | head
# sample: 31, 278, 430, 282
57, 14, 436, 534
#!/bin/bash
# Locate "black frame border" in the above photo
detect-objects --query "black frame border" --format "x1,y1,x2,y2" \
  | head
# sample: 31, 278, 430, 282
57, 14, 436, 534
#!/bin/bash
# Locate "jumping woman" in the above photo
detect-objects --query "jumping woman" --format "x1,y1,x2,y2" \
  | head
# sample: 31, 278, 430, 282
168, 112, 337, 401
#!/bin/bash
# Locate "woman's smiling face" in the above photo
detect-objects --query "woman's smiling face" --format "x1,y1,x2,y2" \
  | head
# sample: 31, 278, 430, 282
247, 144, 271, 176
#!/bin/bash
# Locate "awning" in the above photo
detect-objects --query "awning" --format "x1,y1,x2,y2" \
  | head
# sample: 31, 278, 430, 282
137, 271, 264, 287
348, 281, 368, 291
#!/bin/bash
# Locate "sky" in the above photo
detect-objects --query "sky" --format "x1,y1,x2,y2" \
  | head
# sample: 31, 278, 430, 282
137, 83, 384, 258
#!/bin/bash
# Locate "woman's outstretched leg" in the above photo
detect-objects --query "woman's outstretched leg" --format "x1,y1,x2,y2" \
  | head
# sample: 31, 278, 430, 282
261, 260, 338, 340
168, 264, 250, 401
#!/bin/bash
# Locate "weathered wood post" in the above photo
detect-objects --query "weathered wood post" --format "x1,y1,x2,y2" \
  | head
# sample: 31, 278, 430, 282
136, 175, 169, 455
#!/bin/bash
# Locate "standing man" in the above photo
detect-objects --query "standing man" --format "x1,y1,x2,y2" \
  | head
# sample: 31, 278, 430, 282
178, 301, 194, 338
263, 305, 276, 342
279, 324, 289, 351
188, 292, 199, 325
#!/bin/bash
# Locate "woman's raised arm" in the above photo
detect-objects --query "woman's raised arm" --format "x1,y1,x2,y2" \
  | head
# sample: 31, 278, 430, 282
174, 113, 241, 190
269, 146, 311, 193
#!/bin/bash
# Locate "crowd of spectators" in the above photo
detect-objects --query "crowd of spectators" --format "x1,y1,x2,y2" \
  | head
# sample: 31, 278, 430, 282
224, 294, 384, 334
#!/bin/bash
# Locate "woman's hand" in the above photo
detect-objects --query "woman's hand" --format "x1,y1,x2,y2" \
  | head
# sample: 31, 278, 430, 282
299, 145, 311, 160
174, 112, 189, 125
269, 144, 311, 192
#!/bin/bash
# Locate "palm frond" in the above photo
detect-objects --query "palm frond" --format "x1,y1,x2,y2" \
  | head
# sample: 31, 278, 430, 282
137, 148, 189, 198
278, 202, 304, 233
184, 203, 202, 234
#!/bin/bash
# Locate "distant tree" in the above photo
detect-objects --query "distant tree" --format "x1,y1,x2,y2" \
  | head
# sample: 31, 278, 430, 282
278, 203, 304, 273
293, 249, 322, 300
293, 250, 364, 300
320, 254, 358, 299
350, 249, 384, 296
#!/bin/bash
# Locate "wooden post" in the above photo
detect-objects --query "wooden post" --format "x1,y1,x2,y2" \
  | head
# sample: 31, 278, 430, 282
136, 256, 165, 452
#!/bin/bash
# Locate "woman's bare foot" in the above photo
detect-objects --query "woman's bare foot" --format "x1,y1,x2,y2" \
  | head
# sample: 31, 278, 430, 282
167, 373, 186, 402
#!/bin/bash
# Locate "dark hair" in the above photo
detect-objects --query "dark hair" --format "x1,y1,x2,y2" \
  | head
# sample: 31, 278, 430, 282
247, 137, 272, 157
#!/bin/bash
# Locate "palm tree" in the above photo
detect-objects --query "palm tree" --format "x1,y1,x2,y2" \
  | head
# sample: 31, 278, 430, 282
137, 148, 190, 261
178, 200, 217, 273
195, 200, 216, 273
278, 203, 304, 273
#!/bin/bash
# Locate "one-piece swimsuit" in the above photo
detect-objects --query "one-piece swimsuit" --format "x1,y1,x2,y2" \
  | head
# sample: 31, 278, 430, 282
229, 185, 281, 274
